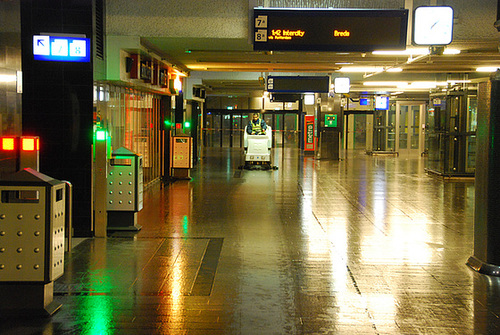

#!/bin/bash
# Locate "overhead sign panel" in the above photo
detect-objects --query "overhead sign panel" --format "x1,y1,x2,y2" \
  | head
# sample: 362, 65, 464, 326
33, 35, 91, 62
267, 76, 330, 93
253, 8, 408, 52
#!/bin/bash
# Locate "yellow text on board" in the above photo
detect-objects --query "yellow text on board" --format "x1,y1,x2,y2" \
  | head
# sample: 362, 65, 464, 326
269, 29, 305, 40
334, 30, 350, 37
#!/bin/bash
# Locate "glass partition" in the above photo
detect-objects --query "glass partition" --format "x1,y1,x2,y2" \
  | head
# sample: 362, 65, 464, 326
387, 106, 396, 151
425, 91, 476, 177
94, 84, 163, 185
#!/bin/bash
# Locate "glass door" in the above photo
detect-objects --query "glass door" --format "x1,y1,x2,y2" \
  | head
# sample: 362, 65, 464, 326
284, 113, 299, 148
274, 114, 283, 148
373, 110, 386, 151
410, 105, 421, 150
204, 113, 222, 147
398, 105, 408, 152
396, 102, 426, 156
465, 97, 477, 173
222, 114, 231, 147
353, 114, 367, 150
232, 114, 243, 148
387, 107, 396, 151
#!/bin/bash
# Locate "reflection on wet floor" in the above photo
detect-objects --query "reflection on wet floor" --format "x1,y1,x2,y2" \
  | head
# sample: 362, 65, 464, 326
2, 148, 500, 334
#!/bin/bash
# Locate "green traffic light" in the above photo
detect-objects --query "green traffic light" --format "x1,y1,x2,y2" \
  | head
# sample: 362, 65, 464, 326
184, 121, 191, 128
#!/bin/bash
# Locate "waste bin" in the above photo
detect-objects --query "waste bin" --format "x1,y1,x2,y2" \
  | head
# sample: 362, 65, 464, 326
0, 168, 66, 316
107, 147, 143, 231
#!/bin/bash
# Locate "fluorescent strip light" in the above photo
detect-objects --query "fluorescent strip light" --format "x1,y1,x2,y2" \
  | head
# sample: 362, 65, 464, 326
372, 48, 460, 56
407, 82, 437, 89
447, 80, 471, 84
363, 81, 407, 87
476, 67, 499, 72
406, 81, 448, 89
386, 67, 403, 72
339, 67, 384, 72
363, 81, 448, 89
372, 48, 429, 55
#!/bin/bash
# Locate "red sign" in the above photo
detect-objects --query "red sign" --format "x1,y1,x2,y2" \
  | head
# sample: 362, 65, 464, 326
304, 115, 315, 151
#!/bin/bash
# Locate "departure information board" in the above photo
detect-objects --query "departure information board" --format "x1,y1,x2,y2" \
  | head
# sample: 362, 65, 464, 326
267, 76, 330, 93
253, 8, 408, 52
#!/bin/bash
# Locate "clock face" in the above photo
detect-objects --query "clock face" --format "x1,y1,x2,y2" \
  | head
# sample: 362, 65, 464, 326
413, 6, 454, 45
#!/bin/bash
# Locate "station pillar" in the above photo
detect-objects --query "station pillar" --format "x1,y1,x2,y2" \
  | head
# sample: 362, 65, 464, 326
467, 71, 500, 275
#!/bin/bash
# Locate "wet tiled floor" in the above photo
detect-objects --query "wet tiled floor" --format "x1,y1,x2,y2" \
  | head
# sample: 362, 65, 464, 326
2, 148, 500, 334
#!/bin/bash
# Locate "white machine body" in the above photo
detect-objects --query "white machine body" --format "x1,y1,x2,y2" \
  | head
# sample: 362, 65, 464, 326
244, 126, 272, 163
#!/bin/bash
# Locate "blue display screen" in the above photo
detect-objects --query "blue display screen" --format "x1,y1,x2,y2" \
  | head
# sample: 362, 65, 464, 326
359, 98, 369, 106
375, 96, 389, 110
33, 35, 91, 62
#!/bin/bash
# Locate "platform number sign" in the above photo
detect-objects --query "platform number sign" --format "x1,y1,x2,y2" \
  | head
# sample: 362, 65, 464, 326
33, 35, 91, 62
255, 15, 268, 43
255, 15, 268, 28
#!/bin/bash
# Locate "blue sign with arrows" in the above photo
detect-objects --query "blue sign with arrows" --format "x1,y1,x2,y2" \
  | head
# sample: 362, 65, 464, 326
33, 35, 91, 62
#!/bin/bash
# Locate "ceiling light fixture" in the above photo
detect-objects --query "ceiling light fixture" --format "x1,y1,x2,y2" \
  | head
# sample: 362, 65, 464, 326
443, 49, 461, 55
363, 81, 407, 87
447, 80, 471, 84
363, 81, 448, 89
372, 48, 429, 55
386, 67, 403, 72
476, 67, 500, 72
339, 66, 384, 72
372, 48, 460, 56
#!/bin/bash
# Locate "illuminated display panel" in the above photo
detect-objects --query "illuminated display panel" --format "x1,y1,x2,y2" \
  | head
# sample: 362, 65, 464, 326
267, 76, 330, 93
33, 35, 91, 62
375, 96, 389, 110
254, 8, 408, 52
1, 138, 15, 151
325, 114, 338, 128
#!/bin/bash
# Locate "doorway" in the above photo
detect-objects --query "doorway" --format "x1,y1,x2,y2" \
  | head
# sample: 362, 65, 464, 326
204, 111, 300, 148
345, 113, 369, 151
373, 108, 397, 152
264, 113, 299, 148
396, 101, 426, 156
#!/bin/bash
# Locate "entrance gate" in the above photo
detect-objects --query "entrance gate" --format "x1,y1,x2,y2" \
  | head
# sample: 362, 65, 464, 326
204, 111, 300, 149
